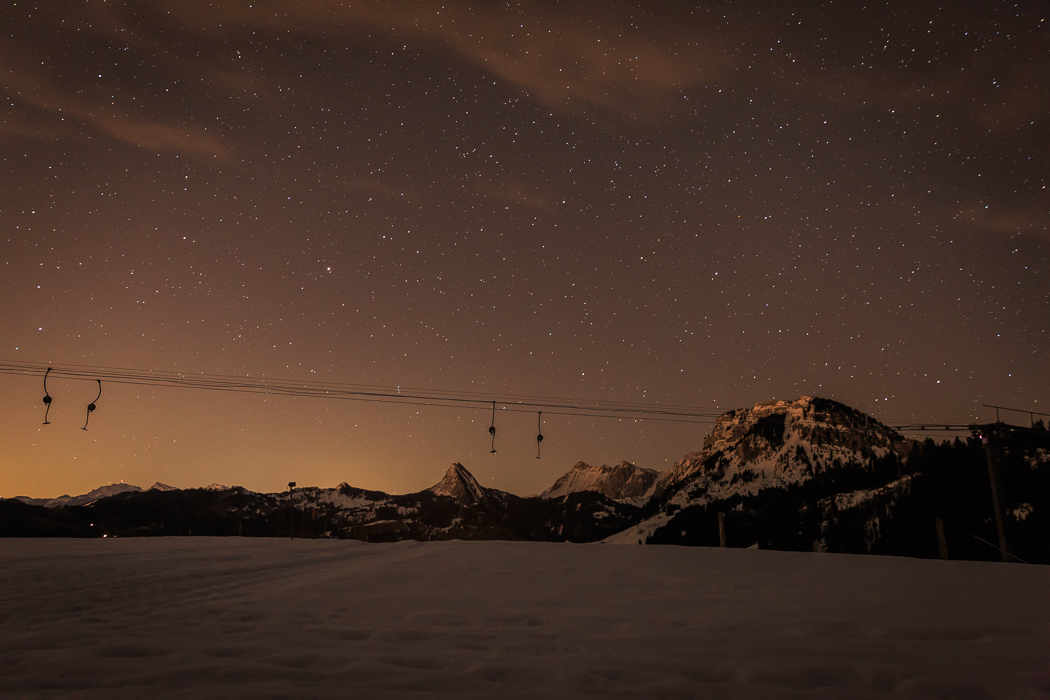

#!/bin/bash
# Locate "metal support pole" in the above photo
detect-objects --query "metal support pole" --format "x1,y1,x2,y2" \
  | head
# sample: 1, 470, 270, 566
981, 434, 1011, 562
718, 512, 726, 548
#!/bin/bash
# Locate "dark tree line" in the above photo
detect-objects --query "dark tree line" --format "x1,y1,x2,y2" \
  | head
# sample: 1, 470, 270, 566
651, 436, 1050, 564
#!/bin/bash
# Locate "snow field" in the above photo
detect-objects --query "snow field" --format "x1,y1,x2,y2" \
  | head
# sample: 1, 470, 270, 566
2, 538, 1048, 698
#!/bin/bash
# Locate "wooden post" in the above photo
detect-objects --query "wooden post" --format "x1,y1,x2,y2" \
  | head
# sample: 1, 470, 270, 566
981, 434, 1011, 562
322, 508, 333, 539
288, 481, 296, 540
935, 517, 948, 560
238, 519, 243, 537
718, 512, 726, 548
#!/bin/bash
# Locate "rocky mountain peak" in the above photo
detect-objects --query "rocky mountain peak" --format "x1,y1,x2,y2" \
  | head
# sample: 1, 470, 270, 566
428, 463, 488, 505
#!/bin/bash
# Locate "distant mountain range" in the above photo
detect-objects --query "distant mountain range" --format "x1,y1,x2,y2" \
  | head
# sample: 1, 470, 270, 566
11, 480, 219, 508
4, 396, 1048, 563
12, 482, 171, 508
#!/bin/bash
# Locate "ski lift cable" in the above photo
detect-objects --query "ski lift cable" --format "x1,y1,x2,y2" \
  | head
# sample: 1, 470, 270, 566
2, 360, 986, 429
1, 360, 712, 414
0, 360, 721, 416
0, 360, 723, 423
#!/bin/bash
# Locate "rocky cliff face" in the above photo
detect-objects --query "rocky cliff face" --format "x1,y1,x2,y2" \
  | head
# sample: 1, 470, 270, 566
656, 396, 911, 506
606, 396, 913, 544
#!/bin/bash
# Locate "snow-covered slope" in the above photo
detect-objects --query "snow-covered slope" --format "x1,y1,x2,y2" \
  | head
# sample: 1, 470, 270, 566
148, 482, 178, 491
817, 474, 918, 553
4, 539, 1047, 699
427, 462, 490, 505
541, 461, 660, 500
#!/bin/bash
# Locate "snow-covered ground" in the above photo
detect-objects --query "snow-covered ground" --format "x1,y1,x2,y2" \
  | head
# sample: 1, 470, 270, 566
2, 539, 1047, 699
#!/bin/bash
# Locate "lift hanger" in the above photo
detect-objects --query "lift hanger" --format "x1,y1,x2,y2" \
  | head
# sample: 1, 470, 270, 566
82, 380, 101, 430
536, 411, 544, 459
42, 367, 53, 424
488, 401, 497, 453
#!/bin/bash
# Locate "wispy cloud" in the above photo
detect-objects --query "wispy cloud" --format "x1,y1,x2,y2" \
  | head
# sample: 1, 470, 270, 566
162, 0, 731, 115
956, 201, 1050, 241
474, 176, 550, 211
1, 59, 230, 159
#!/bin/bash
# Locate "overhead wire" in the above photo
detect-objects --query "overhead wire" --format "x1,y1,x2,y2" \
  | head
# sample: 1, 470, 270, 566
0, 360, 723, 424
0, 360, 1002, 432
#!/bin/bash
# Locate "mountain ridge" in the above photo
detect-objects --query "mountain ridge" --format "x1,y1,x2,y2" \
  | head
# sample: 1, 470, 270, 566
541, 460, 661, 501
4, 396, 1046, 564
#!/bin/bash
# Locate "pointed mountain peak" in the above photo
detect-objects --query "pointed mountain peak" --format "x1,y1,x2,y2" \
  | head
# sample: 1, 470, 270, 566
428, 463, 488, 505
148, 482, 178, 491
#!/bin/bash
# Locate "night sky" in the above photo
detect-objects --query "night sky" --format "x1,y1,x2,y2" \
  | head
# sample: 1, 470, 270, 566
3, 1, 1047, 499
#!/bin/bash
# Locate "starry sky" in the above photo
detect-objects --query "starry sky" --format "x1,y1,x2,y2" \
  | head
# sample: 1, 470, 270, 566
3, 1, 1047, 499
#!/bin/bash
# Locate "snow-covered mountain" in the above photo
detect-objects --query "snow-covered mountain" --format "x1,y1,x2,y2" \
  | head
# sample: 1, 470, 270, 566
148, 482, 178, 492
541, 461, 660, 501
659, 396, 910, 503
607, 396, 913, 543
